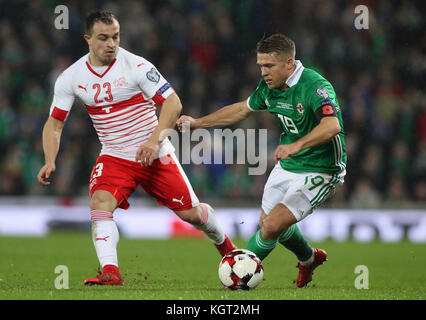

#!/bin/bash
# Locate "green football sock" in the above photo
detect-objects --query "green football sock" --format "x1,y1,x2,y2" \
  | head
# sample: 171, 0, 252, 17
246, 229, 277, 261
278, 224, 313, 262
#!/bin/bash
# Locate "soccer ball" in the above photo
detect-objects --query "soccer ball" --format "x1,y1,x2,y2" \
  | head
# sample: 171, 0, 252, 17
218, 249, 264, 290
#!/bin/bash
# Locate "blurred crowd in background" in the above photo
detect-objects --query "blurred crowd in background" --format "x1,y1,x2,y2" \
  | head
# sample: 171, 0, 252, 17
0, 0, 424, 208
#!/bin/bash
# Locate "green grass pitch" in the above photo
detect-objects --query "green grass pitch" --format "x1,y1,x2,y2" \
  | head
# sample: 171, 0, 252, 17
0, 232, 424, 300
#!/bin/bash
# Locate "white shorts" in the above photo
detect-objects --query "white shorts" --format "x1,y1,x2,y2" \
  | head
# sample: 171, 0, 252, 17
262, 163, 345, 221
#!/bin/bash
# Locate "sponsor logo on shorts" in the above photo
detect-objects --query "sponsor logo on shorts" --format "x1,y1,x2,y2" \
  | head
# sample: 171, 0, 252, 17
172, 196, 184, 205
89, 178, 97, 190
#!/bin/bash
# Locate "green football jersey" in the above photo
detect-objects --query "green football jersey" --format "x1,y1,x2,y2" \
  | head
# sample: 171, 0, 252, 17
247, 63, 347, 174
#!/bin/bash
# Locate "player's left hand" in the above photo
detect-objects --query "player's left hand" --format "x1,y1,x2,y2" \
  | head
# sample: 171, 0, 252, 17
273, 143, 302, 163
136, 139, 160, 166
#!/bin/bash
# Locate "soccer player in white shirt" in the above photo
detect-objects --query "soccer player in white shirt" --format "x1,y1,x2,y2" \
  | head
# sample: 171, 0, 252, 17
37, 10, 236, 286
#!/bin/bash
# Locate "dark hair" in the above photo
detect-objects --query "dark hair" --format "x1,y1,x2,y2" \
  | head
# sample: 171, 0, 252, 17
85, 10, 117, 35
256, 34, 296, 58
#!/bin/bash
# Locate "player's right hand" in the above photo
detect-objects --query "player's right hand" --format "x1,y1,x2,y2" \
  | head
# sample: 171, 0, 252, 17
37, 163, 56, 186
176, 115, 198, 132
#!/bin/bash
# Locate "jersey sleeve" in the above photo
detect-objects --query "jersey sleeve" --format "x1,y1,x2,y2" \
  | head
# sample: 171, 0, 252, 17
49, 72, 75, 122
133, 59, 175, 107
307, 81, 339, 120
246, 80, 268, 111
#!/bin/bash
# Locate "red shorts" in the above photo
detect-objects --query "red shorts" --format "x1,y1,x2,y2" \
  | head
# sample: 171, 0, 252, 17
89, 154, 199, 210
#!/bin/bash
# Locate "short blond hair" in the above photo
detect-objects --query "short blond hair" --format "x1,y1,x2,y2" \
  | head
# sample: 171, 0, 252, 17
256, 34, 296, 59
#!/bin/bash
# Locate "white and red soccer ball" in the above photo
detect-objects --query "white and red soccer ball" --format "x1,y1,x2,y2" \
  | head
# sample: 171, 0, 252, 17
218, 249, 264, 290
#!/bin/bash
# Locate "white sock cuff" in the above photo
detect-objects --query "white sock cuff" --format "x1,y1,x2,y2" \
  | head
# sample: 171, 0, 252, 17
91, 210, 113, 222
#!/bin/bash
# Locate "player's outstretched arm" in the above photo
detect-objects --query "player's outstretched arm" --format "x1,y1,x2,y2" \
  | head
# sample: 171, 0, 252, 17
176, 100, 251, 132
37, 116, 65, 186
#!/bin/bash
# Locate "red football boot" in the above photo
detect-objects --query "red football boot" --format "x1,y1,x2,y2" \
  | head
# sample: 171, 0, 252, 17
296, 248, 327, 288
84, 265, 124, 286
215, 235, 238, 257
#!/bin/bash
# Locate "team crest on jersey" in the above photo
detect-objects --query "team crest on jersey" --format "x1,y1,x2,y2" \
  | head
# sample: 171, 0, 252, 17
296, 102, 304, 115
316, 87, 329, 99
114, 77, 128, 88
146, 67, 160, 84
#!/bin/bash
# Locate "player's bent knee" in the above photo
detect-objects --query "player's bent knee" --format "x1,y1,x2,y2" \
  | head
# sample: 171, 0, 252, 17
90, 190, 118, 212
260, 219, 282, 240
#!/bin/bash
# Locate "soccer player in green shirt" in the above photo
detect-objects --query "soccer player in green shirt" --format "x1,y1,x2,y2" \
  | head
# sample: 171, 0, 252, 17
177, 34, 347, 287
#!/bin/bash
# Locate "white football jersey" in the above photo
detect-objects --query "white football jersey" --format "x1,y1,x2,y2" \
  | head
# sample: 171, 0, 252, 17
50, 47, 175, 161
